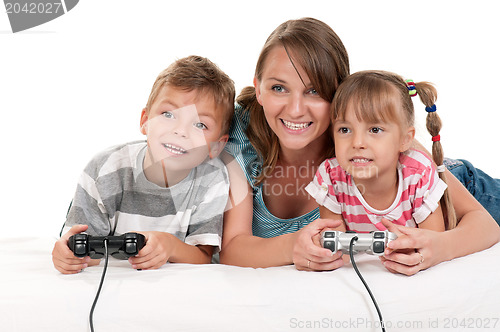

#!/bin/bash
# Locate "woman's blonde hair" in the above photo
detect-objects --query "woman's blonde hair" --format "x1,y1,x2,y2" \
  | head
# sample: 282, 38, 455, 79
332, 70, 457, 229
237, 17, 350, 184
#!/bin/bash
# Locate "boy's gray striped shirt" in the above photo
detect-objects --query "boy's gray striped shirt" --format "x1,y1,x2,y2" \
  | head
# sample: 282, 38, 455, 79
64, 141, 229, 251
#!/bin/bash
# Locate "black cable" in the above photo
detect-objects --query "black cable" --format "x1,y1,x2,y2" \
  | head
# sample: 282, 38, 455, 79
349, 237, 386, 332
89, 239, 109, 332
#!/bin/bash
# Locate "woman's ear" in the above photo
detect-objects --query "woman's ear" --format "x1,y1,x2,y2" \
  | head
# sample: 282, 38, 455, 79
254, 77, 263, 105
140, 108, 149, 135
209, 134, 229, 159
400, 126, 415, 152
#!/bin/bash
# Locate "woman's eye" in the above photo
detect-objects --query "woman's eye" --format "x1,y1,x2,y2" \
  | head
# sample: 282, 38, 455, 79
162, 111, 174, 119
194, 122, 207, 130
271, 85, 286, 93
307, 88, 319, 95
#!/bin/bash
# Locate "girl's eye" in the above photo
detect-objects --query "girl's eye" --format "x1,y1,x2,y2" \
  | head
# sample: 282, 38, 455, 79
271, 85, 286, 93
162, 111, 174, 119
194, 122, 207, 130
338, 127, 351, 134
370, 127, 383, 134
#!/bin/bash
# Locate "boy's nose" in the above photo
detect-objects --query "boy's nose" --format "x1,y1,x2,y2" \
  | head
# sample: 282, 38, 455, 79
173, 123, 188, 138
174, 131, 187, 138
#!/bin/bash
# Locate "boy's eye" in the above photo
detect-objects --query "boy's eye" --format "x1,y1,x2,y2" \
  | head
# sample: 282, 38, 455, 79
162, 111, 174, 119
194, 122, 207, 130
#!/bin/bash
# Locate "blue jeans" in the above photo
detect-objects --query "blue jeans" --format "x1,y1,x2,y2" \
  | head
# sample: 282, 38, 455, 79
445, 158, 500, 225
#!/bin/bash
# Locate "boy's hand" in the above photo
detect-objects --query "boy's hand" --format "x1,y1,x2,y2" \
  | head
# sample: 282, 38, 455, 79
52, 224, 92, 274
128, 231, 175, 270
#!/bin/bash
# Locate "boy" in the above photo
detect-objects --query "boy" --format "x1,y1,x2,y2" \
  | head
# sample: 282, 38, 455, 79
52, 55, 235, 274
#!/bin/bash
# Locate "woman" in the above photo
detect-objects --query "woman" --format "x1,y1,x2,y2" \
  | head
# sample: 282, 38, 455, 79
219, 17, 500, 275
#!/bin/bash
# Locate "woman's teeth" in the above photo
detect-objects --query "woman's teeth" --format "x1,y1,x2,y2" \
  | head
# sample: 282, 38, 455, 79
282, 119, 311, 130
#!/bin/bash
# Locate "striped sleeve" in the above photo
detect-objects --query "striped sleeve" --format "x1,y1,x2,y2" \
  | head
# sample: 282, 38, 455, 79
403, 150, 448, 224
185, 158, 229, 252
305, 159, 343, 214
65, 160, 112, 236
64, 142, 148, 236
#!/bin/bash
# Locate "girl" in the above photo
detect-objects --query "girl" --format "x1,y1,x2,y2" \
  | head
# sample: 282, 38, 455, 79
306, 70, 456, 234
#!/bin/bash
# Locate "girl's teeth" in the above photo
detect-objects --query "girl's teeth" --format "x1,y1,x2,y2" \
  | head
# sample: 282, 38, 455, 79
282, 119, 311, 130
353, 158, 370, 163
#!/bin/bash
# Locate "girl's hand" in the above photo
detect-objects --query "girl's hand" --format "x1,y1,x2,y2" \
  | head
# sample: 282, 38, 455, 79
52, 224, 93, 274
293, 218, 344, 271
128, 231, 174, 270
380, 219, 445, 276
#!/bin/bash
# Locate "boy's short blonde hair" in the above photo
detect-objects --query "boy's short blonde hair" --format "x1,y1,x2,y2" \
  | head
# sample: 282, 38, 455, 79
145, 55, 235, 135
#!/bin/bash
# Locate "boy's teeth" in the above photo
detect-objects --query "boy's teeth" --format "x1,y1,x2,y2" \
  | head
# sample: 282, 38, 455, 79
164, 143, 186, 155
282, 119, 311, 130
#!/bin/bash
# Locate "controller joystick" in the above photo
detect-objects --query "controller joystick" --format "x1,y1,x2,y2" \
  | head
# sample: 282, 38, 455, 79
68, 232, 146, 260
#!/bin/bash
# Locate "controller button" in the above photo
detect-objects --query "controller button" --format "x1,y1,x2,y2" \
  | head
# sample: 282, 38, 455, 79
125, 243, 137, 254
324, 232, 335, 238
373, 241, 384, 254
324, 241, 336, 251
373, 232, 385, 239
74, 243, 86, 256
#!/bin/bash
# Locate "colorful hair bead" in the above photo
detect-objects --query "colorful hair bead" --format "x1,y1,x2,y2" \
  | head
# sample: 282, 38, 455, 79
406, 79, 417, 97
425, 104, 437, 113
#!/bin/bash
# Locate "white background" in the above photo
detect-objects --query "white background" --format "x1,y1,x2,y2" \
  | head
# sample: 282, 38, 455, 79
1, 0, 499, 237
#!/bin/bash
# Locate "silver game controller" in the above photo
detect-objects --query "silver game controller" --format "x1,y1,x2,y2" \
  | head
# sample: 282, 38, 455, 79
320, 230, 397, 256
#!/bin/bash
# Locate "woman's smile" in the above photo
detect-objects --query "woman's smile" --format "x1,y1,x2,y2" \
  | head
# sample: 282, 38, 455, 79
281, 119, 313, 131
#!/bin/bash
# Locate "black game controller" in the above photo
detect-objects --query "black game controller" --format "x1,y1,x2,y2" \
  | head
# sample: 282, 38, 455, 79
320, 230, 397, 256
68, 232, 146, 260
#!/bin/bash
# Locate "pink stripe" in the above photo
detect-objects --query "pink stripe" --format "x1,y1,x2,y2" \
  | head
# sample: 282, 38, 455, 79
344, 213, 371, 224
394, 209, 413, 225
347, 221, 387, 232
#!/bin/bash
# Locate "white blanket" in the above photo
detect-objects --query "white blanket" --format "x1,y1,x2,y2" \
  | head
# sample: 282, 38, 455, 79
1, 237, 499, 332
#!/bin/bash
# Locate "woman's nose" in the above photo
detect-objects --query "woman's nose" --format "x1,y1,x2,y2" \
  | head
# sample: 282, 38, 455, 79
287, 93, 305, 117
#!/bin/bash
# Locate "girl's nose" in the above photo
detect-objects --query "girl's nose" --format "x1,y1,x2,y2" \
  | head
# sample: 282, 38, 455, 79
352, 132, 366, 149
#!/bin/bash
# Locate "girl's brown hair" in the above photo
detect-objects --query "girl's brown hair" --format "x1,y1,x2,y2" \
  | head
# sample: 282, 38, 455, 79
332, 70, 456, 229
237, 17, 350, 184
